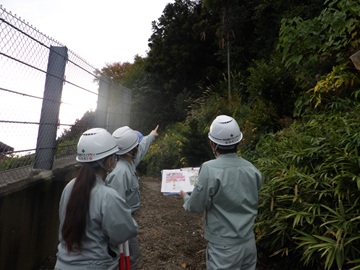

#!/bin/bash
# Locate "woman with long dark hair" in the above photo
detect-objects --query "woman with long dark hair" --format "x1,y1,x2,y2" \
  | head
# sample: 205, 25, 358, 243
55, 128, 138, 270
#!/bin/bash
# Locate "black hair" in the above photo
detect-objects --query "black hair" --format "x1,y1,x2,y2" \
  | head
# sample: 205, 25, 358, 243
216, 144, 238, 154
61, 156, 110, 252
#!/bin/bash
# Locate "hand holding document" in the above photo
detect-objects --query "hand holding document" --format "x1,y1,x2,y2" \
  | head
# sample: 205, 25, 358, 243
161, 167, 200, 195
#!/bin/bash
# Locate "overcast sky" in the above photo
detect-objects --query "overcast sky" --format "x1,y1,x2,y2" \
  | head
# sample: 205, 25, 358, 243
1, 0, 175, 151
1, 0, 174, 68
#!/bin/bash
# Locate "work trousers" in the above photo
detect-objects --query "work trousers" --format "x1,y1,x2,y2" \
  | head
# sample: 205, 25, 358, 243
129, 236, 140, 270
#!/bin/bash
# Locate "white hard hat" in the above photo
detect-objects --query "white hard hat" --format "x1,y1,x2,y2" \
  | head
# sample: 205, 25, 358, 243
76, 128, 118, 162
134, 130, 143, 142
113, 129, 139, 155
113, 126, 131, 137
208, 115, 243, 146
113, 126, 144, 143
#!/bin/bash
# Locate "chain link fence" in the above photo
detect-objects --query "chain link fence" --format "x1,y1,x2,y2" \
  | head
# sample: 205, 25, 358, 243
0, 5, 131, 186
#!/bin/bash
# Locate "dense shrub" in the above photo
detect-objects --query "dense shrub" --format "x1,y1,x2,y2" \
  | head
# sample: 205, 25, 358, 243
246, 55, 301, 121
252, 99, 360, 270
138, 122, 190, 176
138, 120, 213, 177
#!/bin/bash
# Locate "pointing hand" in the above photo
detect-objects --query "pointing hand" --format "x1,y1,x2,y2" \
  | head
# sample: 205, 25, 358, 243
150, 125, 159, 137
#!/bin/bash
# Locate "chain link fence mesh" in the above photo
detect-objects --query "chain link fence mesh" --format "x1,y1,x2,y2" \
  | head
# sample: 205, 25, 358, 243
0, 5, 131, 186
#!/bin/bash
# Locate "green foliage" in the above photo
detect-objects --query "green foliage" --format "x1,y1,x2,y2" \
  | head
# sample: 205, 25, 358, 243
55, 139, 77, 158
139, 122, 191, 176
57, 111, 95, 142
100, 1, 331, 134
127, 57, 166, 132
184, 72, 283, 155
139, 117, 214, 176
147, 0, 221, 87
140, 73, 249, 175
246, 55, 300, 120
278, 0, 360, 88
294, 65, 360, 117
122, 55, 148, 88
239, 98, 278, 152
253, 99, 360, 269
55, 110, 95, 157
145, 0, 223, 125
307, 64, 360, 108
187, 84, 234, 128
180, 118, 212, 167
251, 0, 324, 61
0, 153, 34, 172
94, 62, 132, 86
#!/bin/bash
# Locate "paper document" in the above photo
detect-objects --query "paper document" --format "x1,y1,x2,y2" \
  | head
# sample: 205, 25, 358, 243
161, 167, 200, 195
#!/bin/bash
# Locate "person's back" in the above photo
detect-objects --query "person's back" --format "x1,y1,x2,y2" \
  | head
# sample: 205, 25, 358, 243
199, 154, 262, 245
180, 115, 263, 270
56, 176, 137, 269
55, 128, 138, 270
106, 125, 159, 270
107, 126, 159, 213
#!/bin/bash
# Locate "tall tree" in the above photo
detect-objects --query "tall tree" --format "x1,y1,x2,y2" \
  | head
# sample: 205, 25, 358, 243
94, 62, 132, 86
145, 0, 223, 125
202, 0, 238, 109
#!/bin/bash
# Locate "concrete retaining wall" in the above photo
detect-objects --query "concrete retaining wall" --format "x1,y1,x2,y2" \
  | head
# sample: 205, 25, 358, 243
0, 164, 78, 270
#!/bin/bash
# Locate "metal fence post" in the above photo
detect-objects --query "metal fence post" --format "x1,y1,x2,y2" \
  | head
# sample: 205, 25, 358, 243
106, 84, 132, 134
94, 75, 110, 129
107, 83, 119, 134
33, 46, 68, 170
119, 85, 132, 128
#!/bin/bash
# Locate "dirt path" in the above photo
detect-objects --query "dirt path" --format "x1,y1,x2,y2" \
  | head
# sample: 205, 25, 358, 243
137, 176, 206, 270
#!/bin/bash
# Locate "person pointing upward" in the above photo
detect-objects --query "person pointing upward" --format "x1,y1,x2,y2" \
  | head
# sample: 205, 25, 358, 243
107, 125, 159, 270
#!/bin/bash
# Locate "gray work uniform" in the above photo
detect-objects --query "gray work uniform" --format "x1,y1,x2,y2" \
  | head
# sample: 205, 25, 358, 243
55, 175, 138, 270
182, 153, 262, 270
106, 134, 155, 269
107, 134, 155, 213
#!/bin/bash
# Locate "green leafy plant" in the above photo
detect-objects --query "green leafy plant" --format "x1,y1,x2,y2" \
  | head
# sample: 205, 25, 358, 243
139, 122, 190, 176
0, 153, 34, 172
278, 0, 360, 88
307, 64, 360, 108
253, 99, 360, 269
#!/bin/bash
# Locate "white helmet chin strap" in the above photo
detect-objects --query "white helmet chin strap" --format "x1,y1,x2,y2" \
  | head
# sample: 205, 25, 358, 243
212, 144, 219, 158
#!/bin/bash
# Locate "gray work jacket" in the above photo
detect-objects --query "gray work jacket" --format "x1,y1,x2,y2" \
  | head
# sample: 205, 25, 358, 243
55, 175, 138, 270
106, 134, 155, 213
183, 153, 263, 245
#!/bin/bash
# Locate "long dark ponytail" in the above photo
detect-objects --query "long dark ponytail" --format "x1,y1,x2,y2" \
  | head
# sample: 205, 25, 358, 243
62, 127, 117, 252
61, 163, 98, 252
